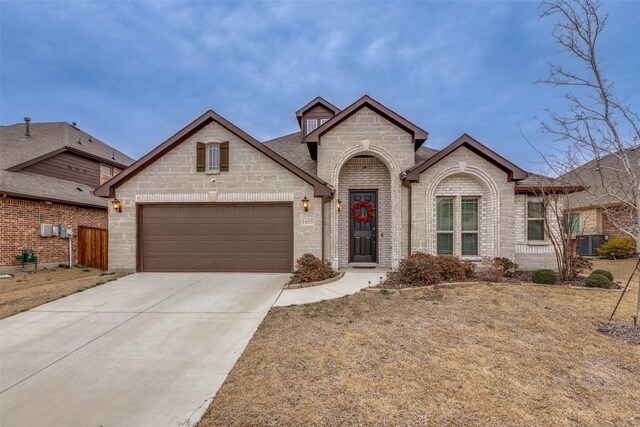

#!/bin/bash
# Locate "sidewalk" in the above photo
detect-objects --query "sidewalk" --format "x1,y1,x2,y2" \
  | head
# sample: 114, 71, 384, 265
273, 268, 388, 307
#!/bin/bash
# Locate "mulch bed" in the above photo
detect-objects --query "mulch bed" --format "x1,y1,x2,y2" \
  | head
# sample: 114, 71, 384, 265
378, 270, 622, 289
599, 322, 640, 344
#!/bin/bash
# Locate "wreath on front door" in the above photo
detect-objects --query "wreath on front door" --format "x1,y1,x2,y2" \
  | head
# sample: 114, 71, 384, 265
351, 200, 375, 223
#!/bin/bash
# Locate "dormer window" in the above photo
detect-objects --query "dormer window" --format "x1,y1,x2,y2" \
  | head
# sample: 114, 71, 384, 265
320, 118, 329, 125
207, 143, 220, 173
306, 119, 318, 134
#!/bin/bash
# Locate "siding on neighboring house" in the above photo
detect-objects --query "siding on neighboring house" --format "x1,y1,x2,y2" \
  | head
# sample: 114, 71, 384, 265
22, 152, 101, 188
0, 197, 107, 268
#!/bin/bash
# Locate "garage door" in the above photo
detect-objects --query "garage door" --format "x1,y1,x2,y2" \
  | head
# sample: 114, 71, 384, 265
139, 204, 293, 272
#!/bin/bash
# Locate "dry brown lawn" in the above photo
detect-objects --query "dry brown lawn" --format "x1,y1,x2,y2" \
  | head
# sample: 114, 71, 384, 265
201, 259, 640, 426
0, 267, 127, 319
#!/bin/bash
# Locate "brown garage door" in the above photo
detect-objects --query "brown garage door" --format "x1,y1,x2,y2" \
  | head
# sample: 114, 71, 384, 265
139, 204, 293, 272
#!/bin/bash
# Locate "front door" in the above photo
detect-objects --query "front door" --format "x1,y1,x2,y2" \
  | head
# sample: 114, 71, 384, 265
349, 191, 377, 263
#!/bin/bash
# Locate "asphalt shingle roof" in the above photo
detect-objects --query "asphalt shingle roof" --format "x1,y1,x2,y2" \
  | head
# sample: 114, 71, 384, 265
0, 122, 135, 207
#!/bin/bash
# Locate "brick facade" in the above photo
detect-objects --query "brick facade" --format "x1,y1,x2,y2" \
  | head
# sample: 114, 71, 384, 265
318, 107, 414, 269
602, 203, 638, 238
337, 156, 392, 267
0, 197, 107, 268
108, 121, 320, 272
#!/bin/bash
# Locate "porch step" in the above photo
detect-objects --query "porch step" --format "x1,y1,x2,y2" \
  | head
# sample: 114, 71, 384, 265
348, 262, 378, 269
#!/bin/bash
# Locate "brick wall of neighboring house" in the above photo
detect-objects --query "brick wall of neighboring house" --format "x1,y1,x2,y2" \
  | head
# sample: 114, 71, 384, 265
0, 197, 107, 267
602, 203, 638, 238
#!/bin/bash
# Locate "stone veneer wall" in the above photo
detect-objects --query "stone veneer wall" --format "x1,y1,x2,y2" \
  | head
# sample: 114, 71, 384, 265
316, 107, 415, 269
108, 121, 321, 271
411, 146, 515, 260
337, 156, 392, 267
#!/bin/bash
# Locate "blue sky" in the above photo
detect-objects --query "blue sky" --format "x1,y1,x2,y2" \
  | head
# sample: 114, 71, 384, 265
2, 1, 639, 171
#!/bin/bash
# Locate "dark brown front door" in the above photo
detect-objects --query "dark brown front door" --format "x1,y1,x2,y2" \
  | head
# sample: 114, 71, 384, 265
138, 203, 293, 272
349, 191, 377, 263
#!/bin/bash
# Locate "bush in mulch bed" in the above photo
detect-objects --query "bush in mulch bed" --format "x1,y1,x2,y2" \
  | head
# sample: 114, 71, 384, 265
598, 323, 640, 344
591, 269, 614, 282
584, 273, 612, 289
531, 269, 559, 285
288, 254, 338, 285
380, 252, 474, 289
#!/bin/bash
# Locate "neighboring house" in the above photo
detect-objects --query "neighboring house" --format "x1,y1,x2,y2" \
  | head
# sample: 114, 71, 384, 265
96, 95, 570, 273
0, 120, 135, 270
563, 147, 639, 254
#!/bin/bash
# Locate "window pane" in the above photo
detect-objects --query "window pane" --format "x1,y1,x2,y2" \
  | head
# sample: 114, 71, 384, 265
461, 233, 478, 256
100, 164, 112, 176
528, 220, 545, 240
208, 144, 220, 171
437, 198, 453, 231
437, 233, 453, 255
571, 213, 580, 235
461, 198, 478, 231
306, 119, 317, 134
528, 198, 544, 219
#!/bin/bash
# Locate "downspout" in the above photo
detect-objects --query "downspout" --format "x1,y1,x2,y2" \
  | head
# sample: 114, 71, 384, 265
401, 172, 412, 256
321, 198, 325, 261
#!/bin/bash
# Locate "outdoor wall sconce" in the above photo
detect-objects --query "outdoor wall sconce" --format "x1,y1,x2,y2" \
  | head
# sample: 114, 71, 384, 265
302, 195, 309, 212
337, 199, 342, 212
111, 198, 123, 213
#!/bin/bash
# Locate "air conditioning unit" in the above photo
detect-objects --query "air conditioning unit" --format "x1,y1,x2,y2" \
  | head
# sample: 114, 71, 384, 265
576, 234, 607, 256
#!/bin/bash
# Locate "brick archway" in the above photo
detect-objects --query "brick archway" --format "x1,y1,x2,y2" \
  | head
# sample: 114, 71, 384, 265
329, 144, 402, 269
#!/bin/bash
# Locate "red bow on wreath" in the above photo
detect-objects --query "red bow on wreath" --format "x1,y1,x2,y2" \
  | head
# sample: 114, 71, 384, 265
351, 200, 375, 223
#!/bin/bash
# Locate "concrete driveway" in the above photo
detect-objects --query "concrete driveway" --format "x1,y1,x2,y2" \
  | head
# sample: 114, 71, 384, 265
0, 272, 287, 427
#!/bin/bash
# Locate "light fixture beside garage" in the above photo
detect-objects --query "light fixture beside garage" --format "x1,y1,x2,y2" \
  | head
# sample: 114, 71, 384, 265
302, 195, 309, 212
337, 199, 342, 212
111, 198, 123, 213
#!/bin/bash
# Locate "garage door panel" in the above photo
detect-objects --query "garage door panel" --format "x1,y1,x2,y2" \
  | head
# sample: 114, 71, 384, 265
140, 204, 293, 272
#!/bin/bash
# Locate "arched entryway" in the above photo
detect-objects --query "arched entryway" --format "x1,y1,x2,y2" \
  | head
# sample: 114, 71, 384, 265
328, 144, 402, 269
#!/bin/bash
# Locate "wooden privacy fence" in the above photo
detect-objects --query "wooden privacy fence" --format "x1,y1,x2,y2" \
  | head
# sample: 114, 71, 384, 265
77, 226, 108, 270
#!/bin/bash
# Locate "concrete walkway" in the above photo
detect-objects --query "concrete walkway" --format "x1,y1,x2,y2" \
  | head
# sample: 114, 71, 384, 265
273, 268, 388, 306
0, 272, 287, 427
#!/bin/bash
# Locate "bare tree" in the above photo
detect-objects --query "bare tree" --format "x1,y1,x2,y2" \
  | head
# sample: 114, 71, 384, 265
524, 174, 590, 281
538, 0, 640, 249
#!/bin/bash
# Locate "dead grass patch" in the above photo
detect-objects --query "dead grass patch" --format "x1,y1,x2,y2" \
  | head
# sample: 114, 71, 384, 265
0, 267, 127, 319
200, 259, 639, 426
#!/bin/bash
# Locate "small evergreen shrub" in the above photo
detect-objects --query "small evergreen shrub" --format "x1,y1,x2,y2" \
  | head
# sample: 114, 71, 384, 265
585, 273, 612, 289
591, 269, 614, 282
531, 269, 559, 285
596, 236, 636, 259
289, 254, 337, 284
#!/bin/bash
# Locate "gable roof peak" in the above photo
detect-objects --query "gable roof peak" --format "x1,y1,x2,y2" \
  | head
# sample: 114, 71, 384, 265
305, 95, 429, 150
403, 133, 528, 182
295, 97, 341, 119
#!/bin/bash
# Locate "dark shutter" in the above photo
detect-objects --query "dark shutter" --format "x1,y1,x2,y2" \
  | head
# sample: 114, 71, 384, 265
196, 142, 206, 172
220, 141, 229, 171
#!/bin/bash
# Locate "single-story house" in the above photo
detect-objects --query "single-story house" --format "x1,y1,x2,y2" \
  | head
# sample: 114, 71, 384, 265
563, 147, 639, 255
0, 120, 135, 271
96, 95, 568, 273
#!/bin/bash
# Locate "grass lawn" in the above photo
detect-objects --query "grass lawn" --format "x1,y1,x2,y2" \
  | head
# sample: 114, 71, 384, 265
200, 259, 640, 426
0, 267, 127, 319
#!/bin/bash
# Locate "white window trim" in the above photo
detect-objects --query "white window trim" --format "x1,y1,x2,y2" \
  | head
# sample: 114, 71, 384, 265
320, 118, 329, 125
460, 197, 480, 257
100, 164, 113, 176
526, 196, 546, 241
435, 195, 481, 257
205, 142, 221, 174
306, 119, 318, 134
